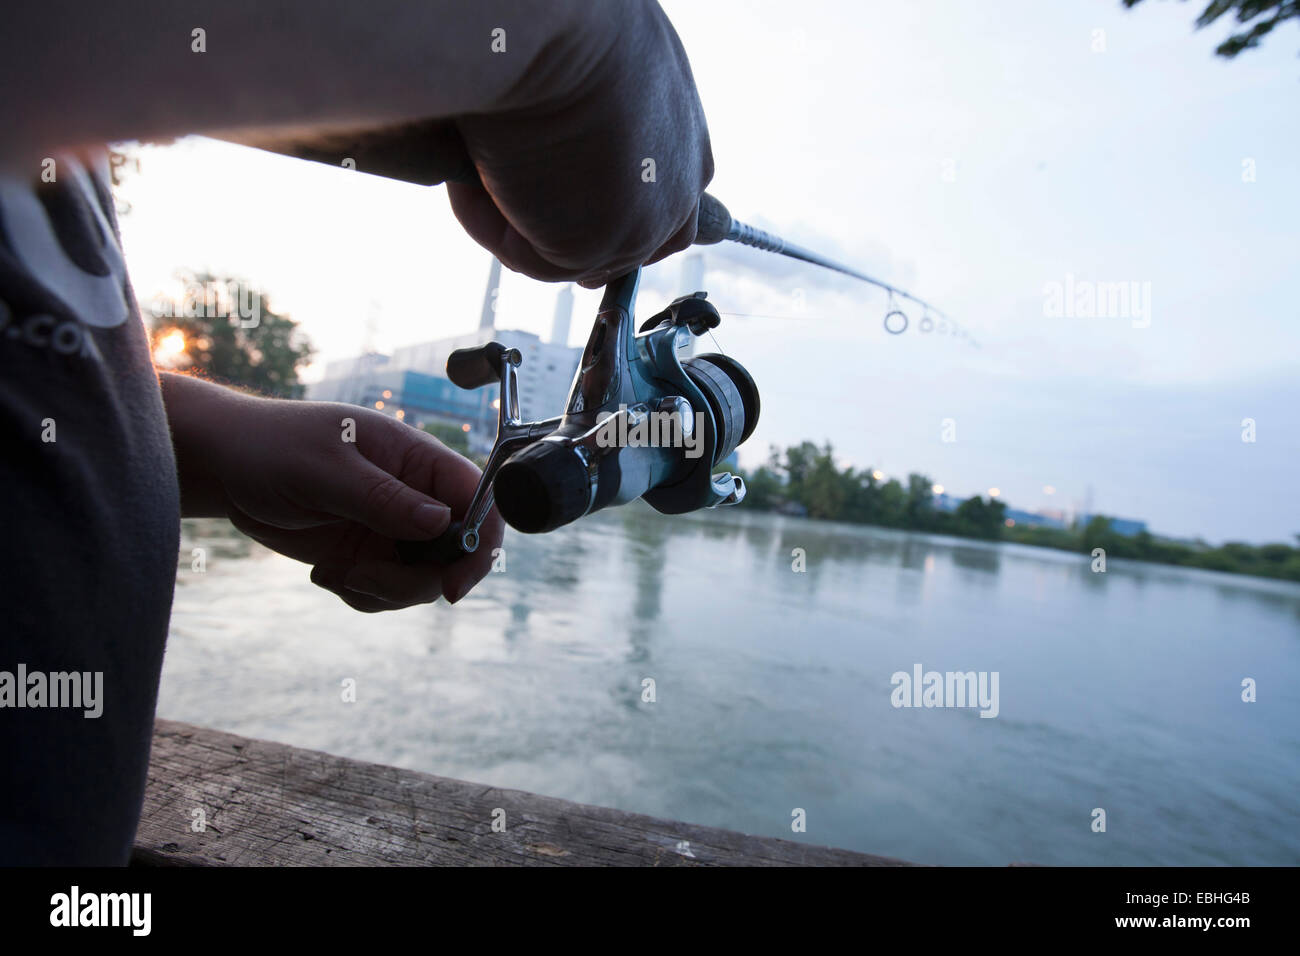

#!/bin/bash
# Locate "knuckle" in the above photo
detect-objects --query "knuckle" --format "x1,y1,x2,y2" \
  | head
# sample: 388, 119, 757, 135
358, 473, 407, 519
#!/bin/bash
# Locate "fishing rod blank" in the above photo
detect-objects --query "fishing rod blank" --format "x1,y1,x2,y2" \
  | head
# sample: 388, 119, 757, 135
694, 193, 972, 343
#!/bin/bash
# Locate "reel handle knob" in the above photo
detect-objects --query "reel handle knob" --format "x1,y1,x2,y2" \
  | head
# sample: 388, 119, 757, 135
446, 342, 519, 390
395, 520, 476, 564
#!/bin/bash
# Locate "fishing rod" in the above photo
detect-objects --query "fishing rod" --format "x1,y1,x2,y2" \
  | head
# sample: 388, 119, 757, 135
693, 193, 962, 334
229, 123, 967, 562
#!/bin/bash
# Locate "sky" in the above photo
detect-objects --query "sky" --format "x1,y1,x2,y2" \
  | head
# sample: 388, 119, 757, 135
114, 0, 1299, 544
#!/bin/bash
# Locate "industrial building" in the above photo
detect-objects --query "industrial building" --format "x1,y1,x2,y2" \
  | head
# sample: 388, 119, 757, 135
308, 259, 583, 454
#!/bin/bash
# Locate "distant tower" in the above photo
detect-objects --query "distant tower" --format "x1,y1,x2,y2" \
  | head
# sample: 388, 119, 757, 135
479, 257, 501, 333
550, 284, 574, 346
357, 298, 382, 405
678, 251, 706, 357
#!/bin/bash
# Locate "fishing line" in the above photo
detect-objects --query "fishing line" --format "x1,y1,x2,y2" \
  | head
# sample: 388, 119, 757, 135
719, 312, 836, 321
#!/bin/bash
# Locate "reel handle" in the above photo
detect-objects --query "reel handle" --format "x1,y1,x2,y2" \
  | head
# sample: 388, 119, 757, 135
393, 336, 561, 566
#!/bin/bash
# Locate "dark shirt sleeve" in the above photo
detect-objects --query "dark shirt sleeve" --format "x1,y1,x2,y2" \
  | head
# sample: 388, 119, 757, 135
0, 153, 180, 864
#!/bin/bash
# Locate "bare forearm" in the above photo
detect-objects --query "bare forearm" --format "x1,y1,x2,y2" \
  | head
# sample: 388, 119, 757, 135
158, 371, 252, 518
1, 0, 626, 162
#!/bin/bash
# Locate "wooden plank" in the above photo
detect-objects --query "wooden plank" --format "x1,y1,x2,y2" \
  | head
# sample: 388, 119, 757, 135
133, 719, 915, 867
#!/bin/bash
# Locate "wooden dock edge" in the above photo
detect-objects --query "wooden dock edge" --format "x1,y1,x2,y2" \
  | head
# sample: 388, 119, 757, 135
132, 719, 917, 867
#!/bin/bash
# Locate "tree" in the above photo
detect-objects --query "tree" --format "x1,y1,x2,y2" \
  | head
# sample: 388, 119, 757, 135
1123, 0, 1299, 58
1081, 515, 1115, 554
905, 473, 936, 530
803, 449, 846, 520
877, 478, 907, 528
149, 272, 315, 398
420, 421, 470, 456
741, 465, 784, 510
841, 468, 878, 524
954, 496, 1006, 539
781, 441, 821, 504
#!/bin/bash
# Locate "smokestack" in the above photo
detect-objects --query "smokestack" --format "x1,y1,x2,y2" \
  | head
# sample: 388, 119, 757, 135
478, 257, 501, 332
550, 284, 574, 346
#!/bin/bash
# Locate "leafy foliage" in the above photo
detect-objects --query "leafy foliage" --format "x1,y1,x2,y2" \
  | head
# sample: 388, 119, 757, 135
739, 441, 1008, 540
1009, 518, 1300, 580
1123, 0, 1299, 57
149, 272, 315, 399
740, 441, 1300, 581
420, 421, 471, 455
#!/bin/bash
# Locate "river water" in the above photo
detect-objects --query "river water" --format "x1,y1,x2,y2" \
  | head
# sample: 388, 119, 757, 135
159, 507, 1300, 865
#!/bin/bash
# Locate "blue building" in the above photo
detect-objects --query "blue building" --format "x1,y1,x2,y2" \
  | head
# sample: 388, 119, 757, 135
1003, 508, 1067, 530
310, 364, 496, 435
307, 261, 583, 454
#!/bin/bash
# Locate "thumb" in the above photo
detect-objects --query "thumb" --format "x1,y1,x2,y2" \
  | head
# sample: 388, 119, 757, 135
316, 458, 452, 540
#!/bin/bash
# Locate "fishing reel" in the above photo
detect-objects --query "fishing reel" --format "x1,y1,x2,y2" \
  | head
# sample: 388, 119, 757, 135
396, 267, 760, 563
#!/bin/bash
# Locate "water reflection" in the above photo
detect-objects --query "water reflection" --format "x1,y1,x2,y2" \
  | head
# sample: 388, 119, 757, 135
179, 517, 257, 562
620, 508, 668, 662
166, 506, 1300, 865
900, 536, 932, 573
505, 600, 531, 643
539, 532, 585, 591
948, 542, 1001, 575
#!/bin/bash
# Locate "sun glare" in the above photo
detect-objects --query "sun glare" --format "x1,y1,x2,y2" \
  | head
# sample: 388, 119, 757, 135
154, 329, 187, 363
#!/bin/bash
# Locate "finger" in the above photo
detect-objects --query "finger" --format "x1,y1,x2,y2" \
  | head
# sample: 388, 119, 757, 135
348, 415, 481, 514
341, 559, 445, 606
336, 589, 405, 614
439, 505, 505, 604
573, 203, 700, 290
446, 182, 584, 282
313, 455, 452, 542
643, 203, 701, 266
354, 428, 488, 552
404, 440, 482, 522
311, 565, 407, 613
575, 256, 647, 290
228, 505, 356, 564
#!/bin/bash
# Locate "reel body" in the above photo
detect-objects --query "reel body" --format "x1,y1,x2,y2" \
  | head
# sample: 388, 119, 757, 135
396, 267, 759, 563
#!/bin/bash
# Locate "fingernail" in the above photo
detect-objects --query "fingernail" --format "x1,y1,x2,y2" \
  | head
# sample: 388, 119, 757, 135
345, 571, 382, 598
414, 502, 451, 535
